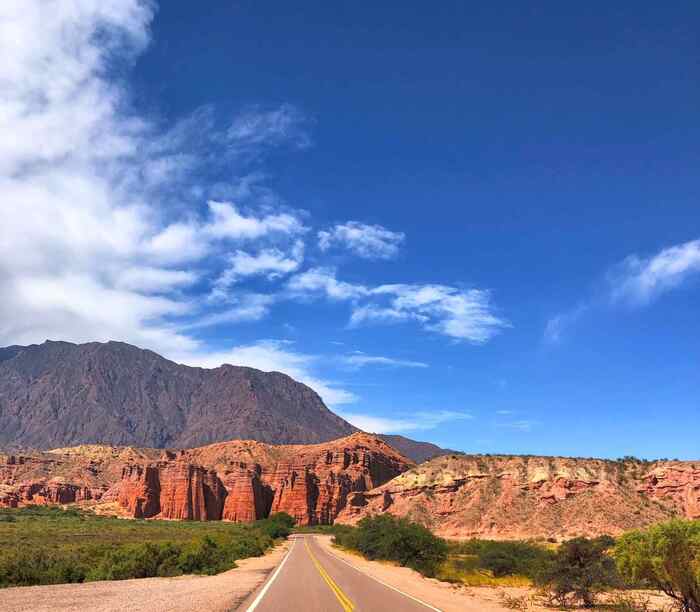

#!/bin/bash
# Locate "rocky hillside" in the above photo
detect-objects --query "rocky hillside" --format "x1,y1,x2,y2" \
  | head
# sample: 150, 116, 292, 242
0, 433, 413, 525
337, 453, 700, 540
0, 340, 356, 449
0, 340, 451, 463
376, 434, 461, 463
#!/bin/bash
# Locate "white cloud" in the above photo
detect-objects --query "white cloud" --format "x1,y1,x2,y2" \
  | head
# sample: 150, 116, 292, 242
183, 294, 276, 329
0, 0, 311, 364
609, 239, 700, 305
360, 284, 509, 343
544, 303, 588, 344
211, 241, 304, 299
318, 221, 404, 259
287, 269, 508, 343
341, 353, 428, 369
227, 104, 311, 154
336, 410, 472, 433
114, 267, 197, 293
177, 340, 356, 406
205, 201, 306, 241
545, 239, 700, 343
287, 267, 369, 301
495, 420, 536, 432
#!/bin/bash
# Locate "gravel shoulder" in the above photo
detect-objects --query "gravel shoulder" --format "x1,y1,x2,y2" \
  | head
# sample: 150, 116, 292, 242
0, 540, 290, 612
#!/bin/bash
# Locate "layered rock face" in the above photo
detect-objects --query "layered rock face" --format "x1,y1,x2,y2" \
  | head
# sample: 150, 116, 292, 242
336, 454, 700, 540
0, 434, 412, 525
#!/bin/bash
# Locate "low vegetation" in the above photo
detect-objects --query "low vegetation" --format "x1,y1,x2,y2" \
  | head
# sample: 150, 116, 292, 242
332, 515, 448, 577
615, 519, 700, 612
332, 516, 700, 611
0, 506, 294, 588
534, 535, 620, 608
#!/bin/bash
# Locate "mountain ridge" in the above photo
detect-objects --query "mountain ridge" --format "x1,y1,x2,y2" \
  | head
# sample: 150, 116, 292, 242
0, 340, 455, 463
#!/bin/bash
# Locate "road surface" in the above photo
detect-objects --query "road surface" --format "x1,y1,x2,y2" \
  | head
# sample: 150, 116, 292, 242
239, 535, 440, 612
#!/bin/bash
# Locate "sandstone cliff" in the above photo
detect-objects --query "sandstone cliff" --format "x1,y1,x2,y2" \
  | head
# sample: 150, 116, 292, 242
0, 433, 412, 526
335, 454, 700, 540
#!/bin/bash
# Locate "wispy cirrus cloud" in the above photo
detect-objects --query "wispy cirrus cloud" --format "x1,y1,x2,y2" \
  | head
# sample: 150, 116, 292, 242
340, 352, 429, 369
336, 409, 472, 433
608, 239, 700, 305
318, 221, 405, 259
545, 238, 700, 343
286, 269, 509, 343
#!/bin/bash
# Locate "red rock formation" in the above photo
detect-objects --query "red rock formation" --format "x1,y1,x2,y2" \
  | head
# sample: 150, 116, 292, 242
220, 464, 268, 522
0, 433, 410, 524
639, 463, 700, 519
337, 455, 700, 540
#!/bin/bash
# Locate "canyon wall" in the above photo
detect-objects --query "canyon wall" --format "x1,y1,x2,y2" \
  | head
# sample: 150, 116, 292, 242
0, 433, 412, 525
336, 454, 700, 540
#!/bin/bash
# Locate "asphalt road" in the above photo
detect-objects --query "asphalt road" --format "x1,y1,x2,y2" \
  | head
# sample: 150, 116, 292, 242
239, 535, 441, 612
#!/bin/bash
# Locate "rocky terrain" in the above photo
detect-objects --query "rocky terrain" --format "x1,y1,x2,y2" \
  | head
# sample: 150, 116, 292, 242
0, 340, 451, 463
337, 453, 700, 539
376, 434, 462, 463
0, 433, 412, 525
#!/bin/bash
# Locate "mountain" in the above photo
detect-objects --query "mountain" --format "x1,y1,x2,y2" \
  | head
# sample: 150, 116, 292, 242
0, 340, 356, 449
337, 453, 700, 540
375, 434, 461, 463
0, 433, 413, 525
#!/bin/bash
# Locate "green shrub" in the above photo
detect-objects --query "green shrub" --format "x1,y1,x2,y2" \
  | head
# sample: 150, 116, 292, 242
0, 506, 291, 589
452, 540, 553, 579
615, 519, 700, 612
535, 536, 619, 608
333, 515, 448, 577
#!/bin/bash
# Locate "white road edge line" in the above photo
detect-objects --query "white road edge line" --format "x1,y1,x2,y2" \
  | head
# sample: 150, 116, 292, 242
245, 536, 297, 611
315, 536, 443, 612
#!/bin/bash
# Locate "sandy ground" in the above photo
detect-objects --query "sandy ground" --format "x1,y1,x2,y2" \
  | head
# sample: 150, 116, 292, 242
314, 535, 672, 612
0, 540, 290, 612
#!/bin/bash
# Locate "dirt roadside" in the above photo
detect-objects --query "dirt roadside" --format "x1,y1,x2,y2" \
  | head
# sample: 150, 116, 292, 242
313, 535, 671, 612
0, 540, 290, 612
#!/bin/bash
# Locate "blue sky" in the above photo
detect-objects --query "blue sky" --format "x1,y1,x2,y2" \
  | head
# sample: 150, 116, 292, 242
2, 1, 699, 459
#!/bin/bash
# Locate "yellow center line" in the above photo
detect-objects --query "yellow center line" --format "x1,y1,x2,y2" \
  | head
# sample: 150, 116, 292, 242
304, 538, 355, 612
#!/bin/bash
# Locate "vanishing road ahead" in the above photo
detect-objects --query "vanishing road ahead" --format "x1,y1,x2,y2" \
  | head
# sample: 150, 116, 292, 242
239, 535, 441, 612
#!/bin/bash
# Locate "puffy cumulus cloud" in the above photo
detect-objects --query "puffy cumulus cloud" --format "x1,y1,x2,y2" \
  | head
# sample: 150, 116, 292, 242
318, 221, 404, 259
205, 201, 306, 241
176, 340, 356, 406
608, 239, 700, 305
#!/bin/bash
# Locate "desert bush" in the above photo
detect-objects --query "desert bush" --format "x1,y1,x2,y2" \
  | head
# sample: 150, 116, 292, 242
615, 519, 700, 612
534, 536, 619, 608
0, 507, 291, 588
332, 514, 448, 577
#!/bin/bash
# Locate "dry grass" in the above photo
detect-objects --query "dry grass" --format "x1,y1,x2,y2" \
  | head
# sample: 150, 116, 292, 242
435, 555, 531, 587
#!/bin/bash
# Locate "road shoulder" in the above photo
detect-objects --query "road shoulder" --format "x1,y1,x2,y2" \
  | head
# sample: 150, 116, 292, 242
313, 534, 543, 612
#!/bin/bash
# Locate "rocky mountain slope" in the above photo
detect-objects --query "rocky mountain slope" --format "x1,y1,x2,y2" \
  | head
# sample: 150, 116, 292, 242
0, 433, 412, 525
337, 453, 700, 539
0, 340, 356, 449
0, 340, 449, 463
376, 434, 461, 463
